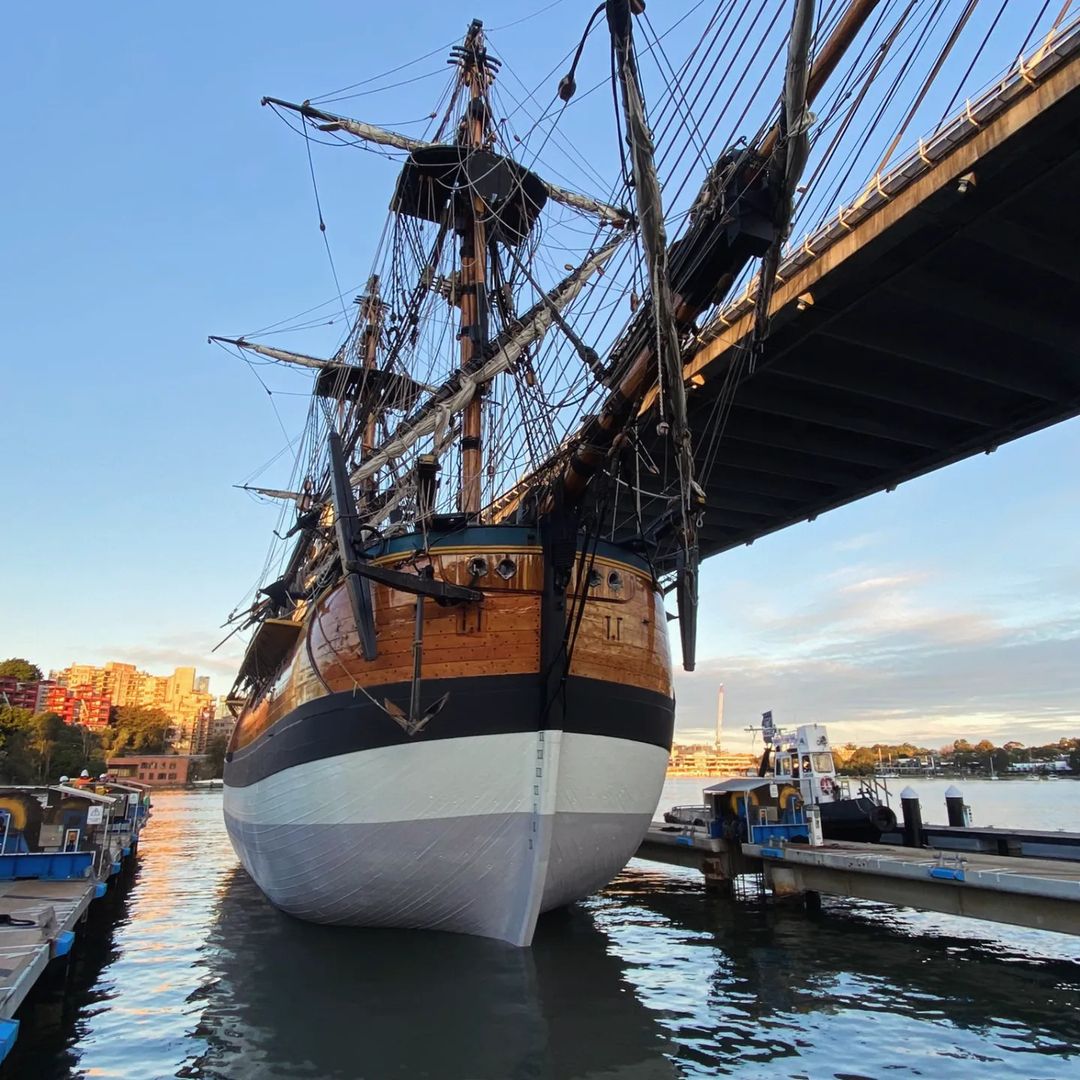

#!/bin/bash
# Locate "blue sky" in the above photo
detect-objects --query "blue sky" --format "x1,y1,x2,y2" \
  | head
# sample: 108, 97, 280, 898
2, 2, 1077, 749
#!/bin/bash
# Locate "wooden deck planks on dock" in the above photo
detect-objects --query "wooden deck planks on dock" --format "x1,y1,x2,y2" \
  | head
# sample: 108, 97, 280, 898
0, 878, 96, 1020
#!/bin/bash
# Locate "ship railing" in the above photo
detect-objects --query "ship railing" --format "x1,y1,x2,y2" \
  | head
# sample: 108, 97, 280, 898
849, 775, 892, 807
664, 804, 711, 826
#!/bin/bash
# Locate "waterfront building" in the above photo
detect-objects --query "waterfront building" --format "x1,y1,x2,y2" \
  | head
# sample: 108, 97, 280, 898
183, 697, 238, 753
206, 710, 237, 746
667, 743, 758, 777
103, 662, 142, 707
49, 661, 215, 748
1009, 758, 1071, 774
41, 683, 111, 728
106, 754, 202, 786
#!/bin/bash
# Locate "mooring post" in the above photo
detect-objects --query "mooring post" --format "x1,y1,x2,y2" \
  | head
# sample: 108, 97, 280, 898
944, 785, 967, 827
701, 856, 733, 895
900, 786, 923, 847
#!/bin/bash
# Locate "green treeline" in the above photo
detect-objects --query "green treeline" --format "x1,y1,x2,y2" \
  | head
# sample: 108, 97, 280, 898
0, 658, 43, 681
0, 703, 172, 783
838, 737, 1080, 776
0, 704, 229, 784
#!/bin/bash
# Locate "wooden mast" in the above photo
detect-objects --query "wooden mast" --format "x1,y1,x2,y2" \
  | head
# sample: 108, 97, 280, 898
358, 274, 383, 499
458, 20, 489, 518
558, 0, 882, 508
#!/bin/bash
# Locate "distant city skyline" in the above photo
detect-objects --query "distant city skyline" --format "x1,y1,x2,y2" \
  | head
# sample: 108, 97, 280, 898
3, 659, 227, 755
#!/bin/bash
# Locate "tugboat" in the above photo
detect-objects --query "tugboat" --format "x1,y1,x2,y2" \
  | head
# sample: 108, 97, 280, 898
754, 713, 897, 842
664, 712, 896, 843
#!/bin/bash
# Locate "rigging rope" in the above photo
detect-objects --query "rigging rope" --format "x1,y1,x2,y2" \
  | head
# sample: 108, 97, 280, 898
223, 0, 1078, 620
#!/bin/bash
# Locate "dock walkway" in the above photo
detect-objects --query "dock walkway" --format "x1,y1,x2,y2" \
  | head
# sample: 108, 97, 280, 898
0, 780, 151, 1067
885, 824, 1080, 861
636, 824, 1080, 937
745, 841, 1080, 936
0, 878, 98, 1024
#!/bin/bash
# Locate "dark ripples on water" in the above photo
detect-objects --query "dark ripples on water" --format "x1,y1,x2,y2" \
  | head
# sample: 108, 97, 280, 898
4, 791, 1079, 1079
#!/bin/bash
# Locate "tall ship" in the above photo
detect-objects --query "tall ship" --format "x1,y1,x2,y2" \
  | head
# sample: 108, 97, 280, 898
213, 2, 1079, 944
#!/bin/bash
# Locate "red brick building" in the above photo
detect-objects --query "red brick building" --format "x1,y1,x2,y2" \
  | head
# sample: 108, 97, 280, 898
107, 755, 200, 786
0, 677, 42, 711
42, 684, 111, 728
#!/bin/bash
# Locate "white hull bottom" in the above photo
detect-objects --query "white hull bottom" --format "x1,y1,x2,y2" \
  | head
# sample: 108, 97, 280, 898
223, 731, 666, 946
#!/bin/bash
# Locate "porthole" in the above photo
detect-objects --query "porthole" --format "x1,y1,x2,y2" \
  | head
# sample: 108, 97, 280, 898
496, 557, 517, 580
587, 569, 602, 589
468, 556, 488, 578
607, 570, 623, 592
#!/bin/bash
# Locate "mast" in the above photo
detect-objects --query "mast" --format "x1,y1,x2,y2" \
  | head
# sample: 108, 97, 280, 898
358, 274, 384, 498
607, 0, 700, 670
261, 98, 631, 226
558, 0, 881, 508
458, 20, 490, 518
206, 337, 345, 371
348, 244, 617, 488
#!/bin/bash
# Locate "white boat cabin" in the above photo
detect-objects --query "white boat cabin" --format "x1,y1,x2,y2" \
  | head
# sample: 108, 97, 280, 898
765, 721, 840, 805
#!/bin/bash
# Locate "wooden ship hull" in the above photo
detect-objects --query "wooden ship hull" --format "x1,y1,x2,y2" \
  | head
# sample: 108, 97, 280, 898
223, 525, 674, 945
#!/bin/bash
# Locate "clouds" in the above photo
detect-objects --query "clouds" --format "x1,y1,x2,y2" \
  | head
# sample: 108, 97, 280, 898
98, 635, 243, 688
830, 531, 888, 554
679, 560, 1080, 750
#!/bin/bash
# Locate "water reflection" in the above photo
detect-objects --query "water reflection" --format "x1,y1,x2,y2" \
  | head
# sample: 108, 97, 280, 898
4, 794, 1079, 1080
595, 866, 1080, 1076
187, 868, 676, 1080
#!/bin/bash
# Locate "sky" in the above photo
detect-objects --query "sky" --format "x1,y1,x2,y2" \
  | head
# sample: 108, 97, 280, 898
1, 1, 1077, 751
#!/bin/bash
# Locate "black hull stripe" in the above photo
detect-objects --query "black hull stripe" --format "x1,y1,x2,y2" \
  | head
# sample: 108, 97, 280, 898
224, 673, 674, 789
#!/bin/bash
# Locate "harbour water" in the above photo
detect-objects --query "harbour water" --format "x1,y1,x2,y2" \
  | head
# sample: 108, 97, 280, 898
4, 782, 1079, 1079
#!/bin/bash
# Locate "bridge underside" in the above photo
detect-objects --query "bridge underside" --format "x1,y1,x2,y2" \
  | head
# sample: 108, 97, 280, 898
631, 60, 1080, 567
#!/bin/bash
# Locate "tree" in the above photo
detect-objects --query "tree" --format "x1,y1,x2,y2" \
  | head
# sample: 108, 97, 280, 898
52, 724, 105, 780
31, 712, 65, 781
204, 735, 228, 779
838, 746, 879, 775
109, 706, 170, 755
0, 658, 42, 682
0, 705, 37, 783
975, 739, 995, 753
0, 706, 106, 782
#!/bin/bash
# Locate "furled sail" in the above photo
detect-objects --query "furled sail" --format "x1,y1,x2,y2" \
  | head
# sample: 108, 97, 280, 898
262, 98, 632, 227
348, 239, 621, 486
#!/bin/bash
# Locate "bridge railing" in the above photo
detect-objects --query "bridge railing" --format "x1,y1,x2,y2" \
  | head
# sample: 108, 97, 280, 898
704, 13, 1080, 341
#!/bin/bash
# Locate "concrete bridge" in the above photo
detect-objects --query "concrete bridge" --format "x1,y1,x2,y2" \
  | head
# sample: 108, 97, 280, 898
630, 20, 1080, 562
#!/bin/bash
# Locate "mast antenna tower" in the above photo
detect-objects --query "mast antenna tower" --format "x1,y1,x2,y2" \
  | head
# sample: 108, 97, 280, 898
715, 684, 725, 749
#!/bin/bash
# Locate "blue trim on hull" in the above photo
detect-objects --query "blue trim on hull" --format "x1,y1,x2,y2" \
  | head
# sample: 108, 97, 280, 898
367, 524, 652, 573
